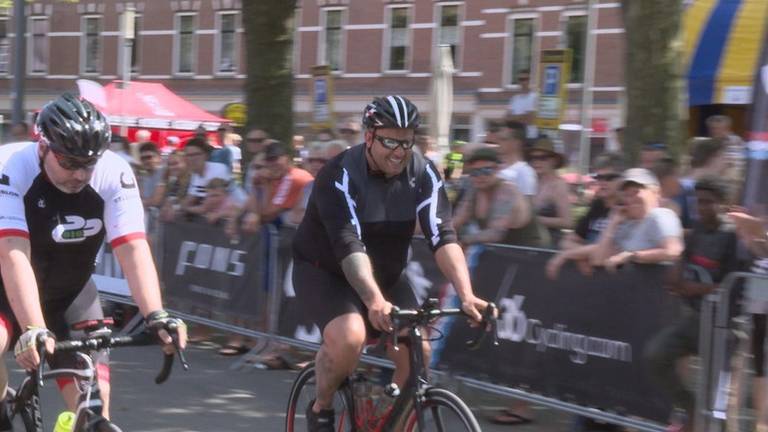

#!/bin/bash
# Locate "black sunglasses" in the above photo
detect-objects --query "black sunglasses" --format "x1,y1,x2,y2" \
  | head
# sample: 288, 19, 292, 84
247, 137, 266, 143
374, 134, 414, 151
592, 173, 622, 182
307, 157, 328, 164
51, 150, 98, 171
529, 154, 552, 161
468, 167, 496, 177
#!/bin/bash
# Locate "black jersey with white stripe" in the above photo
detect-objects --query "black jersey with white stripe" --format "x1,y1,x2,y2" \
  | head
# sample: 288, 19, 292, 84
293, 143, 457, 289
0, 142, 145, 302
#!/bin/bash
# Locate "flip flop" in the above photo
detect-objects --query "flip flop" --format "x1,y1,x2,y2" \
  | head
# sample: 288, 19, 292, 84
490, 410, 533, 425
218, 344, 250, 356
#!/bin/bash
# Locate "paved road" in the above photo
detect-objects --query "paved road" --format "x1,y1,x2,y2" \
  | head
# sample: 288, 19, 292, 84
7, 341, 581, 431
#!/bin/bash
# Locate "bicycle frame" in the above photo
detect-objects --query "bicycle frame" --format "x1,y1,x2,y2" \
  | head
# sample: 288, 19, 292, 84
10, 352, 104, 432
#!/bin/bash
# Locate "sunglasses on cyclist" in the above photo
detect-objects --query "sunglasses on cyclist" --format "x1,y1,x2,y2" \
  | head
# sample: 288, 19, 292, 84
468, 167, 496, 177
50, 149, 99, 171
374, 134, 415, 151
592, 173, 621, 182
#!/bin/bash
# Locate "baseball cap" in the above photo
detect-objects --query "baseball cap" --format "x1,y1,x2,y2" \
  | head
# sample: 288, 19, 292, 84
620, 168, 659, 189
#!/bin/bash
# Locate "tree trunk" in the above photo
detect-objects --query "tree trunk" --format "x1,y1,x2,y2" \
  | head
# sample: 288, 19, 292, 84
242, 1, 297, 152
621, 1, 685, 163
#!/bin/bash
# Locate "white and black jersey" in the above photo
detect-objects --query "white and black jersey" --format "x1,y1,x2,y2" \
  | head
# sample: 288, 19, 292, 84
293, 143, 457, 289
0, 142, 145, 303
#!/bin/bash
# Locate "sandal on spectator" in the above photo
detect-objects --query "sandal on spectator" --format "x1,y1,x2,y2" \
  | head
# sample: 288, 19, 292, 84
218, 344, 250, 356
490, 410, 533, 425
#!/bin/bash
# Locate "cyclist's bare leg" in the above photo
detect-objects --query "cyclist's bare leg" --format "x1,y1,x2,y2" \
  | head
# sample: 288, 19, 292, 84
386, 335, 431, 388
60, 380, 111, 419
312, 313, 366, 413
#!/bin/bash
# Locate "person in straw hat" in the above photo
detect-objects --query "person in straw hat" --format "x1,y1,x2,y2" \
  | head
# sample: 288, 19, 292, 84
526, 136, 572, 248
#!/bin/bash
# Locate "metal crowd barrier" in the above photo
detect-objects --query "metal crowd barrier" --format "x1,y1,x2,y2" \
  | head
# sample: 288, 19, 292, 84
103, 212, 768, 432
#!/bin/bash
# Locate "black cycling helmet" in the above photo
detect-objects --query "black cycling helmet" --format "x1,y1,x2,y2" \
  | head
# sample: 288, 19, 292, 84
36, 93, 111, 158
362, 95, 420, 130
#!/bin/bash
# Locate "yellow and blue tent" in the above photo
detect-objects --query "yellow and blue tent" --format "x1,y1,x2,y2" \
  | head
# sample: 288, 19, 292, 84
683, 0, 768, 106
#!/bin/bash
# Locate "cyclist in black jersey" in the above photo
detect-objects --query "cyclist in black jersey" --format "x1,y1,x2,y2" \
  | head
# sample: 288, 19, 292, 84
0, 94, 187, 428
293, 95, 492, 431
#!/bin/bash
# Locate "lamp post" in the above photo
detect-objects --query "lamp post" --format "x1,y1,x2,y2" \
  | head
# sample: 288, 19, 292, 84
120, 6, 135, 137
11, 0, 26, 126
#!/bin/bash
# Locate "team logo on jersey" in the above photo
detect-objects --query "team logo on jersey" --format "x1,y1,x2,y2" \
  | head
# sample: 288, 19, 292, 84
409, 177, 416, 188
51, 215, 103, 243
0, 174, 9, 186
120, 172, 136, 189
37, 198, 45, 208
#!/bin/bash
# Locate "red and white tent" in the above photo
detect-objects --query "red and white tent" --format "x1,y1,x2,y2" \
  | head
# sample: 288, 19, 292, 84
78, 80, 230, 146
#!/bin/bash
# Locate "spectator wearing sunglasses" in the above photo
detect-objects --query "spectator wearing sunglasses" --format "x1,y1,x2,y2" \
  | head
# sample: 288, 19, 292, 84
137, 142, 164, 208
338, 118, 361, 147
453, 148, 531, 247
526, 137, 572, 248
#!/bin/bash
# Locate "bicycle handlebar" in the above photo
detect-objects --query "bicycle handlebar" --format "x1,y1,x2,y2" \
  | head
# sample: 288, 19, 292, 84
385, 298, 499, 351
35, 321, 189, 387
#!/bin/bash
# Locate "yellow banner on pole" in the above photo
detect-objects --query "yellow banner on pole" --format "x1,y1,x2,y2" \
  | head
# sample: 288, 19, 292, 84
536, 49, 572, 130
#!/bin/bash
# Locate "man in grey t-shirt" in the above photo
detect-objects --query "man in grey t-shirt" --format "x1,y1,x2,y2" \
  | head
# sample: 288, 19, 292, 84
593, 168, 683, 271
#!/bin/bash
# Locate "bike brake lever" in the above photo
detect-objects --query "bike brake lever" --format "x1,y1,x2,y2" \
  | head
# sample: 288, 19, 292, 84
35, 333, 48, 388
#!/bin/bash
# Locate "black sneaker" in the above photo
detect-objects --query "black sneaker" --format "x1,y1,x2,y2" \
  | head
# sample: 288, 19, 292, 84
0, 397, 12, 432
306, 400, 335, 432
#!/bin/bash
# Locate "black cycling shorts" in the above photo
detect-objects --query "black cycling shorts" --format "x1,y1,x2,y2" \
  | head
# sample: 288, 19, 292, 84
0, 279, 109, 372
292, 258, 418, 338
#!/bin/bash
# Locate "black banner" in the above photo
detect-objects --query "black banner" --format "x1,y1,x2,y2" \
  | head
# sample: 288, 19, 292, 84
160, 221, 265, 318
411, 244, 680, 423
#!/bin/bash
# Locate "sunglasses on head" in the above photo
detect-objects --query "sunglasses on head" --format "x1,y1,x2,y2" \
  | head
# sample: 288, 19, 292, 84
50, 149, 99, 171
374, 134, 414, 151
592, 173, 621, 182
468, 167, 496, 177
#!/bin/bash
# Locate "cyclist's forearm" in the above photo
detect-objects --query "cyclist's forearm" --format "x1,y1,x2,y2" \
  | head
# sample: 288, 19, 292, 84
0, 237, 46, 329
434, 243, 474, 301
113, 238, 164, 316
341, 252, 385, 307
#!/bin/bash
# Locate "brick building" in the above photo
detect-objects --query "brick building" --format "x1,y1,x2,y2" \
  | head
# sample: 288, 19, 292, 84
0, 0, 626, 149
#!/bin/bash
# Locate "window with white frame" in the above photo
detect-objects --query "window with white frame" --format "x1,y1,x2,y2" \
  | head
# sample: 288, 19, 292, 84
29, 17, 48, 74
175, 14, 196, 74
565, 14, 586, 83
321, 8, 344, 71
82, 16, 101, 74
437, 4, 460, 68
216, 11, 238, 74
386, 6, 410, 71
508, 16, 535, 85
0, 19, 9, 74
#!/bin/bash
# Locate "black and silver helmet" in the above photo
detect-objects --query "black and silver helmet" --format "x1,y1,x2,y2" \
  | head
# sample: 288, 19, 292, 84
36, 93, 111, 158
362, 95, 420, 130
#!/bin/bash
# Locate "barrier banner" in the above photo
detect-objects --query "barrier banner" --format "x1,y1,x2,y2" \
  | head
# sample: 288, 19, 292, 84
160, 221, 264, 318
410, 244, 679, 422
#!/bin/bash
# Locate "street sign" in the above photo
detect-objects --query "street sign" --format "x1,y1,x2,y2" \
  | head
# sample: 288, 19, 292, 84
536, 49, 572, 130
311, 65, 335, 130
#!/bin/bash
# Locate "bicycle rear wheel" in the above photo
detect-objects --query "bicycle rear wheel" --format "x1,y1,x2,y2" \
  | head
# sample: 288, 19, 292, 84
403, 387, 481, 432
285, 362, 356, 432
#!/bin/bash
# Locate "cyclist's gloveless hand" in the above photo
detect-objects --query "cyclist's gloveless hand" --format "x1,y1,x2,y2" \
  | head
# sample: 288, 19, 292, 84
461, 295, 491, 326
14, 327, 55, 371
368, 299, 394, 332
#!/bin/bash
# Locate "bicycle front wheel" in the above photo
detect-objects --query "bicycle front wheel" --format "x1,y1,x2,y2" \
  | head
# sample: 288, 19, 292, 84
403, 387, 481, 432
285, 362, 356, 432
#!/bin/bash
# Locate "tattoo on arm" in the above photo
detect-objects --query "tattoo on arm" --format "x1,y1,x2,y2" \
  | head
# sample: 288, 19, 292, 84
341, 252, 383, 306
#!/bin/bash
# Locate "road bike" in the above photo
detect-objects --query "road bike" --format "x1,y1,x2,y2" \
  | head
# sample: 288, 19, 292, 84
4, 318, 188, 432
285, 298, 497, 432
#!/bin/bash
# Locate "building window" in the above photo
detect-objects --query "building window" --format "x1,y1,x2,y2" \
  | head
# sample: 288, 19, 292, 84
508, 17, 535, 85
216, 12, 238, 74
29, 17, 48, 74
0, 19, 9, 74
437, 4, 460, 68
452, 115, 471, 142
565, 14, 586, 83
386, 6, 410, 71
321, 8, 344, 71
82, 16, 101, 74
130, 14, 141, 73
175, 14, 196, 74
